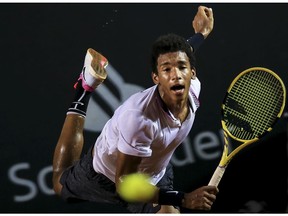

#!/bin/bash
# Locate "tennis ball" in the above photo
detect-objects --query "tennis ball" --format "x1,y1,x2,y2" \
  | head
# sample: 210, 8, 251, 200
118, 173, 157, 202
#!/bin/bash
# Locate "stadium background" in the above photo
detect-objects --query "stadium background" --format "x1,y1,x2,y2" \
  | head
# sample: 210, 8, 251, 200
0, 3, 287, 213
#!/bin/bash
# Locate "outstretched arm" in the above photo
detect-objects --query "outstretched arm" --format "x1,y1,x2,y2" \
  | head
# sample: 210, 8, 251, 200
116, 153, 219, 211
188, 5, 214, 52
193, 6, 214, 39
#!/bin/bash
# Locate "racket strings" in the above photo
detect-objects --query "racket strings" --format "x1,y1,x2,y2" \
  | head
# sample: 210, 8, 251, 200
223, 69, 284, 140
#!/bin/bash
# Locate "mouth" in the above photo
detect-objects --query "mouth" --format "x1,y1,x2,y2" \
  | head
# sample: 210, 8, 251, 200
170, 84, 185, 94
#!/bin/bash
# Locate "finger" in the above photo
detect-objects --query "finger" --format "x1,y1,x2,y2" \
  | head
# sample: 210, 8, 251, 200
204, 202, 212, 211
203, 197, 214, 207
206, 193, 217, 202
204, 7, 213, 18
208, 8, 213, 18
198, 6, 208, 17
206, 185, 219, 193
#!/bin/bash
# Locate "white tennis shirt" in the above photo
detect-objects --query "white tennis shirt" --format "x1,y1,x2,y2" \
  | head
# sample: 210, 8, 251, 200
92, 78, 201, 185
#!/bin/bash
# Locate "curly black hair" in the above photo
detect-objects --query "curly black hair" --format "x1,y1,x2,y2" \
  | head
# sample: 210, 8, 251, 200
151, 33, 196, 74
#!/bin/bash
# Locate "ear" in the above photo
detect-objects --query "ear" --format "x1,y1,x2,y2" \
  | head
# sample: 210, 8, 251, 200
151, 72, 159, 84
191, 68, 197, 80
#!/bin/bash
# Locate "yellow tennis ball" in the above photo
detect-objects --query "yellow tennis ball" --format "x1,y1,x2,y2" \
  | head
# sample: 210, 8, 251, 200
118, 173, 157, 202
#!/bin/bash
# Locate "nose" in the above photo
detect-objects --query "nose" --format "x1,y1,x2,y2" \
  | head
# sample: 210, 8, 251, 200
171, 67, 182, 80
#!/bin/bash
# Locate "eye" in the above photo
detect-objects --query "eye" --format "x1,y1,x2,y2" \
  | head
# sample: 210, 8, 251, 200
178, 60, 189, 70
179, 66, 187, 70
162, 67, 171, 72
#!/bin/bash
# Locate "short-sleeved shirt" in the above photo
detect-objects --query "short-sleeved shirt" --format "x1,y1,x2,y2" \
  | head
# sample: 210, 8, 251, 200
92, 78, 201, 185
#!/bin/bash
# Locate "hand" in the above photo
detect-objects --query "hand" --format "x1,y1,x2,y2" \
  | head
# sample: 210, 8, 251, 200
182, 185, 219, 211
192, 6, 214, 39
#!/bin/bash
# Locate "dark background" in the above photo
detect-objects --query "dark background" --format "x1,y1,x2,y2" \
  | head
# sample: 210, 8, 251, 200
0, 3, 287, 213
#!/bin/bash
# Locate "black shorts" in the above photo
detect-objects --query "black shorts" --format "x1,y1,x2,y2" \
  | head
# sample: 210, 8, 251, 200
60, 146, 175, 213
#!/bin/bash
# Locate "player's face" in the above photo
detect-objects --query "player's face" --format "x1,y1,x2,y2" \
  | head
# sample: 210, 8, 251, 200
152, 51, 196, 105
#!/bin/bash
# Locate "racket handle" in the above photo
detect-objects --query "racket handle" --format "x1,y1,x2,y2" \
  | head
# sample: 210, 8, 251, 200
208, 166, 226, 186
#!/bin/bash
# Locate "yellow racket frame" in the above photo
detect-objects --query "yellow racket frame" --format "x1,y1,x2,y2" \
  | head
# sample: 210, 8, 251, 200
209, 67, 286, 186
220, 67, 286, 166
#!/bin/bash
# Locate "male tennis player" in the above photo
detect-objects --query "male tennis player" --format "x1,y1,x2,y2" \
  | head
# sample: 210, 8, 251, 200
52, 6, 218, 213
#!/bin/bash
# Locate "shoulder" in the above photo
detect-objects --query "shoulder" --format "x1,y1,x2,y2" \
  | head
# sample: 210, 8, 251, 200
190, 77, 201, 98
119, 85, 158, 110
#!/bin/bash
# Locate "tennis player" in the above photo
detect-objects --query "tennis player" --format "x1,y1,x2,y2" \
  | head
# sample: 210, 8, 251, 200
52, 6, 218, 213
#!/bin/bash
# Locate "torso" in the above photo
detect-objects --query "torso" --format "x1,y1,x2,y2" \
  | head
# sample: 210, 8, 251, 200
92, 78, 201, 184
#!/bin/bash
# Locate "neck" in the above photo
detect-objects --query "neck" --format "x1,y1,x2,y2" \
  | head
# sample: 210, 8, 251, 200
158, 92, 189, 123
168, 101, 189, 123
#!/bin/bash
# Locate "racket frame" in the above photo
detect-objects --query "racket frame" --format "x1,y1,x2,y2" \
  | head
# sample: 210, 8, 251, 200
208, 67, 286, 186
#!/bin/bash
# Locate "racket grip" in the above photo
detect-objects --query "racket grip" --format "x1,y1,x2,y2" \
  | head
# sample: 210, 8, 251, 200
208, 166, 226, 186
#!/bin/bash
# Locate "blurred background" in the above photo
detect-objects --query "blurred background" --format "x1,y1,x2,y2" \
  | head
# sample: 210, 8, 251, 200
0, 2, 287, 213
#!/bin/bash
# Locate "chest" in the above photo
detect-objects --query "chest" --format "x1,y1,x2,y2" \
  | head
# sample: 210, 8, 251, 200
151, 113, 194, 153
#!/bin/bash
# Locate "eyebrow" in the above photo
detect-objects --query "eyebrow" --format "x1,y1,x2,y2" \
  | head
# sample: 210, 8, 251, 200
159, 62, 170, 67
177, 60, 188, 65
159, 60, 188, 67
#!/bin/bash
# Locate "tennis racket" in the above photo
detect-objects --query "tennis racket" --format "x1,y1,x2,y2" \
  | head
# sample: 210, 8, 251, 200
208, 67, 286, 187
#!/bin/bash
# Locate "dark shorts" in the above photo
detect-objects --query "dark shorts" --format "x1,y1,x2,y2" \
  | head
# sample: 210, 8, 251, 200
60, 146, 175, 213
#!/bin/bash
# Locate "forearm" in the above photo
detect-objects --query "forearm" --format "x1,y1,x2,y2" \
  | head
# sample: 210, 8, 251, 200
189, 5, 214, 52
